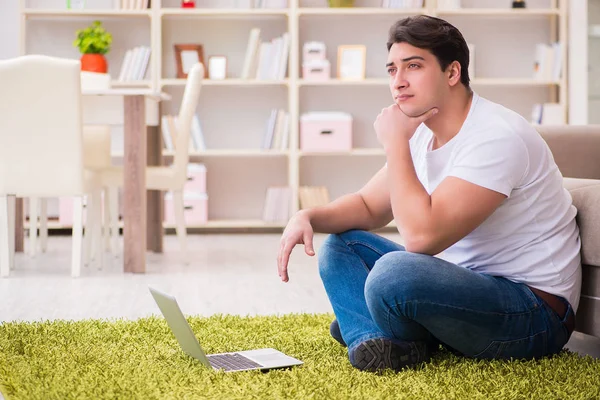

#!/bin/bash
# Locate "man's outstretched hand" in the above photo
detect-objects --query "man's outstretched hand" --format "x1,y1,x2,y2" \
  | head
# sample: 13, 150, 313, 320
277, 211, 315, 282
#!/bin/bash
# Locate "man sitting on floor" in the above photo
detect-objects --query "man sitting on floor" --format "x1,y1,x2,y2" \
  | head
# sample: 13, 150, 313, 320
276, 15, 580, 372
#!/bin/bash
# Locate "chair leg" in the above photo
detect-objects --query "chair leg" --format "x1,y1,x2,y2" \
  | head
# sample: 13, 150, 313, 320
40, 198, 48, 253
71, 196, 84, 278
103, 188, 110, 253
91, 189, 104, 270
0, 195, 13, 278
7, 195, 15, 272
83, 195, 93, 266
172, 190, 188, 257
109, 187, 119, 257
29, 196, 38, 257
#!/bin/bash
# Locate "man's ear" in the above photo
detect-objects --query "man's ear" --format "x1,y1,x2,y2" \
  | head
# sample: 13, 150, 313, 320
447, 61, 461, 86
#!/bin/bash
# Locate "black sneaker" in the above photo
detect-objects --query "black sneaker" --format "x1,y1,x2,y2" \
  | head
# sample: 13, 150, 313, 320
349, 338, 430, 372
329, 319, 346, 347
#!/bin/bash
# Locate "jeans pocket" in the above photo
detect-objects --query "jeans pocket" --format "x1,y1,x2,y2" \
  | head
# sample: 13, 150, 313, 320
474, 330, 548, 360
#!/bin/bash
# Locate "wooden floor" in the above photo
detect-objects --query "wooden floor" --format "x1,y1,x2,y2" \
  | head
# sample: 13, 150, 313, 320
0, 232, 598, 359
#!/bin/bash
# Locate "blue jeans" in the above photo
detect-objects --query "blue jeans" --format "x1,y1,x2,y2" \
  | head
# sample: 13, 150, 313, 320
318, 230, 574, 360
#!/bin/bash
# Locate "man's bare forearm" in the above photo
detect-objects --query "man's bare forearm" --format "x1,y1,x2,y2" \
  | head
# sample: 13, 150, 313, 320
300, 193, 385, 234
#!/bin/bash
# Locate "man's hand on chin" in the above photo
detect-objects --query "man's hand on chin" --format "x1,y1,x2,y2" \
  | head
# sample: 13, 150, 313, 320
374, 104, 438, 148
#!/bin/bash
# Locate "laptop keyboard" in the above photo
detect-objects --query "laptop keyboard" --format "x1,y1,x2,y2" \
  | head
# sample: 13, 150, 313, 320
208, 353, 263, 371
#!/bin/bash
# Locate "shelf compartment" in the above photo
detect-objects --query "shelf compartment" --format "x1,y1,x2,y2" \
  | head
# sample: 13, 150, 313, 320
24, 219, 287, 230
23, 9, 152, 18
165, 219, 287, 229
435, 8, 561, 17
299, 149, 384, 156
298, 78, 388, 86
160, 8, 289, 17
298, 78, 560, 87
471, 78, 561, 86
161, 79, 289, 87
298, 7, 425, 16
111, 80, 152, 88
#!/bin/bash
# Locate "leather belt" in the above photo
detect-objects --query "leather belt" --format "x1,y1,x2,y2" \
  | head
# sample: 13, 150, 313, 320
528, 286, 575, 337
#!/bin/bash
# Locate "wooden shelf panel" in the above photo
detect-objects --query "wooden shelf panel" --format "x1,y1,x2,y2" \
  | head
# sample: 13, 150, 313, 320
111, 80, 152, 88
436, 8, 561, 16
471, 78, 561, 86
299, 149, 384, 156
111, 149, 290, 157
298, 8, 425, 16
26, 219, 287, 230
298, 78, 559, 87
160, 8, 289, 17
178, 149, 289, 157
298, 78, 388, 86
165, 219, 286, 229
23, 9, 152, 18
161, 79, 289, 87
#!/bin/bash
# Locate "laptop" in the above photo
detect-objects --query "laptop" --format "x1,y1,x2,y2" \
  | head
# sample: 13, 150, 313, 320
149, 287, 304, 372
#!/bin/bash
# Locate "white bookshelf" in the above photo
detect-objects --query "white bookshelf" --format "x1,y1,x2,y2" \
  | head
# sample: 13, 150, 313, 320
19, 0, 568, 230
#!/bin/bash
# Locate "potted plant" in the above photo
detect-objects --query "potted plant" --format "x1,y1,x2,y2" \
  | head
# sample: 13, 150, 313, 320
73, 20, 112, 73
328, 0, 354, 6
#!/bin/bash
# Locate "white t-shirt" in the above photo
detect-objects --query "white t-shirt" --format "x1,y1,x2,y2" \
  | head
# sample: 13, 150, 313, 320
408, 92, 582, 312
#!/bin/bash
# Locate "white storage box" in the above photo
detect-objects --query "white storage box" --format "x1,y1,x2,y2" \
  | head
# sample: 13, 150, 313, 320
300, 112, 352, 152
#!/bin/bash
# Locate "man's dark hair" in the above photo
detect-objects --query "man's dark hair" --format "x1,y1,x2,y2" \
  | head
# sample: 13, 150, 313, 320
387, 15, 470, 88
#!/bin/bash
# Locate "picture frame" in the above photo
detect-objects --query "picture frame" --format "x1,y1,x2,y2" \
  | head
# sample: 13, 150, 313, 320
174, 44, 205, 79
337, 45, 366, 80
208, 55, 227, 80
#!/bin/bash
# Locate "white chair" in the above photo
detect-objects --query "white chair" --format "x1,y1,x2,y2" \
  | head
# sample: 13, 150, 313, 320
35, 125, 113, 268
99, 62, 204, 257
0, 55, 102, 278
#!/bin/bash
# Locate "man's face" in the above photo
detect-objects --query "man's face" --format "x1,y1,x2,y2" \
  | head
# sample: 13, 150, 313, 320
386, 42, 446, 118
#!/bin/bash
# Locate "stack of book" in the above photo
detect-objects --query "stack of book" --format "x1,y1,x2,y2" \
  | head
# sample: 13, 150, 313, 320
382, 0, 424, 7
161, 114, 206, 152
118, 0, 150, 9
299, 186, 330, 209
533, 42, 562, 81
530, 103, 566, 125
263, 186, 292, 223
235, 0, 288, 7
241, 29, 290, 80
262, 109, 290, 150
117, 46, 151, 82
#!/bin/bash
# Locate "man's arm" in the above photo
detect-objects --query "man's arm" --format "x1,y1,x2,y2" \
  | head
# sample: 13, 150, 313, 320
302, 165, 393, 233
386, 141, 506, 255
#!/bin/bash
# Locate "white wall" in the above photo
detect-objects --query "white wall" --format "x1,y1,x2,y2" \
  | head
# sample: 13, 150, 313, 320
569, 0, 589, 124
0, 1, 20, 59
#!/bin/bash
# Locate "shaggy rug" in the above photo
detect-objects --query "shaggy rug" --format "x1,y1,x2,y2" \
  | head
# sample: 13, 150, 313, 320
0, 313, 598, 399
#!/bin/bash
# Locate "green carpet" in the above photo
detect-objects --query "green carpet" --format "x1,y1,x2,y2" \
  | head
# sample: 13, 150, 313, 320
1, 313, 599, 400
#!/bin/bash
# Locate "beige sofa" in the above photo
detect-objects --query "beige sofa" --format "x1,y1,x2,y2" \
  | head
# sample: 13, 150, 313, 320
537, 125, 600, 340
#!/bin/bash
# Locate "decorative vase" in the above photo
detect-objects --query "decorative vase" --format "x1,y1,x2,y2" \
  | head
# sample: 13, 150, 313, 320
512, 0, 526, 8
328, 0, 354, 7
80, 53, 108, 73
182, 0, 195, 8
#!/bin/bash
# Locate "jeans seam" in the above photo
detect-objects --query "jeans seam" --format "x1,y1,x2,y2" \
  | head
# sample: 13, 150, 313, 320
345, 240, 389, 258
397, 300, 540, 318
339, 239, 389, 274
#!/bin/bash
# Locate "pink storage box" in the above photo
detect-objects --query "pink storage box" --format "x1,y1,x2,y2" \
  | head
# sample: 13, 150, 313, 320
185, 163, 206, 195
300, 112, 352, 152
164, 193, 208, 225
303, 41, 326, 63
302, 59, 330, 81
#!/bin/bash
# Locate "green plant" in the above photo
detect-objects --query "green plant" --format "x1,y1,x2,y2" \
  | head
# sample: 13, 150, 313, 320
73, 20, 112, 55
328, 0, 355, 7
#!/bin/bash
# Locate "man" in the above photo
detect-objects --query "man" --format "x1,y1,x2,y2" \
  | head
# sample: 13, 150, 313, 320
277, 15, 581, 373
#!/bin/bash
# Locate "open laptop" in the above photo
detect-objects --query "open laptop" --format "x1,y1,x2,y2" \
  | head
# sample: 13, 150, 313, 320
149, 287, 303, 372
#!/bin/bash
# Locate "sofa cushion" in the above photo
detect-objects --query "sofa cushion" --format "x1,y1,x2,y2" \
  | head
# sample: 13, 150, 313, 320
564, 178, 600, 267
